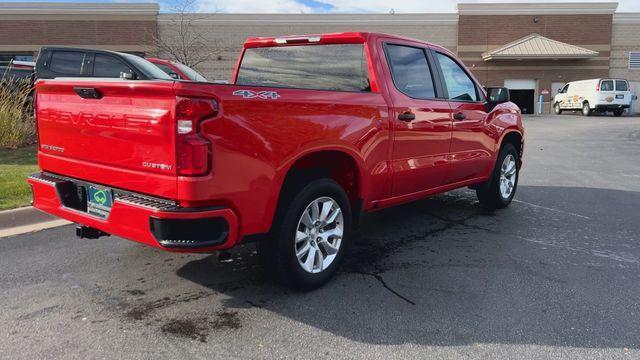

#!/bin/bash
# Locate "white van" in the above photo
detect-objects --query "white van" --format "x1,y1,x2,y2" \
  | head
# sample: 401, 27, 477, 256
553, 78, 632, 116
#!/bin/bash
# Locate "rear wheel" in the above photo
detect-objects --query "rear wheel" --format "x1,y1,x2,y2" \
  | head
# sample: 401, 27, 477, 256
554, 103, 563, 115
582, 102, 591, 116
476, 143, 519, 210
259, 178, 351, 290
613, 110, 624, 117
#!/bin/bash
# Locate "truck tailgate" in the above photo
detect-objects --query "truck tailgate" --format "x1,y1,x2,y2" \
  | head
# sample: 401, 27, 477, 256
35, 79, 179, 198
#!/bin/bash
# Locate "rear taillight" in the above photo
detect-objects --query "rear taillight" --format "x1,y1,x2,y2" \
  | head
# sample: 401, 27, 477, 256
596, 81, 600, 91
175, 97, 218, 176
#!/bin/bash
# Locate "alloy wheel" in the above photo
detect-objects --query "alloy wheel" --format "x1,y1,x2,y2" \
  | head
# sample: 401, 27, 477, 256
294, 196, 343, 274
499, 154, 517, 199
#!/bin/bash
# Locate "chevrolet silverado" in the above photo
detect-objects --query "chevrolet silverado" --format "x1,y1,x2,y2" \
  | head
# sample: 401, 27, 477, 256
30, 32, 524, 289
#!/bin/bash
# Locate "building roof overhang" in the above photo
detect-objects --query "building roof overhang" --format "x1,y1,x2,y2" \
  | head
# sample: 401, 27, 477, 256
482, 33, 599, 61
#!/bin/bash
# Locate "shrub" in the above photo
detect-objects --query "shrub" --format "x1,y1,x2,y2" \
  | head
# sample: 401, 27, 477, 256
0, 78, 36, 148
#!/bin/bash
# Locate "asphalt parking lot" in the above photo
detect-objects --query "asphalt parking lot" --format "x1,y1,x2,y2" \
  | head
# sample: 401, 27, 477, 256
1, 114, 640, 359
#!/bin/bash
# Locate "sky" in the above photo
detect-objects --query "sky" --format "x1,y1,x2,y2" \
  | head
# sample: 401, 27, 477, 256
6, 0, 640, 13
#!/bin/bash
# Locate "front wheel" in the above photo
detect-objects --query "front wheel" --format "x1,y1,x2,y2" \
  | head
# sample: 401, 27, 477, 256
582, 102, 591, 116
476, 143, 519, 210
613, 110, 624, 117
259, 178, 352, 290
554, 103, 563, 115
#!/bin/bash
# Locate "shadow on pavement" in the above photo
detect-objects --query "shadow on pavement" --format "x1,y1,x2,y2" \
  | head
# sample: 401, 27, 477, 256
175, 185, 640, 348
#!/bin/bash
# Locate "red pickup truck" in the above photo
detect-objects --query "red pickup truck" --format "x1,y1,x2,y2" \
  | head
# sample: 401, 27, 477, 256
30, 32, 523, 289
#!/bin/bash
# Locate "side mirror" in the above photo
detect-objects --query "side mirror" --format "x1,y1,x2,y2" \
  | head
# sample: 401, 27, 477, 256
486, 87, 510, 112
120, 71, 134, 80
487, 87, 510, 103
168, 72, 179, 79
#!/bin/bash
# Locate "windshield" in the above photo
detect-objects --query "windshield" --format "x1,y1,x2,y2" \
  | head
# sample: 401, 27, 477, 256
173, 62, 207, 82
120, 53, 171, 80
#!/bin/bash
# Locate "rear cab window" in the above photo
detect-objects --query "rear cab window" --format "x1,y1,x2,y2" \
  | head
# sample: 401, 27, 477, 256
236, 44, 371, 92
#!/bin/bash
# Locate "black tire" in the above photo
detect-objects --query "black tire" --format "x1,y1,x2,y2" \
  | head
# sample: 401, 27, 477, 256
582, 102, 591, 116
613, 110, 624, 117
258, 178, 352, 290
554, 102, 563, 115
476, 143, 519, 210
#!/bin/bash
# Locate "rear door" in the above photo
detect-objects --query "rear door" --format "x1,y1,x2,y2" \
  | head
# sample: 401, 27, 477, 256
431, 50, 494, 184
381, 41, 452, 197
613, 79, 632, 106
598, 79, 616, 105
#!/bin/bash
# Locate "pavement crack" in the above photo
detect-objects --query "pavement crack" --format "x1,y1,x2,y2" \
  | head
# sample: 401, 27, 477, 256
371, 273, 416, 305
425, 212, 497, 234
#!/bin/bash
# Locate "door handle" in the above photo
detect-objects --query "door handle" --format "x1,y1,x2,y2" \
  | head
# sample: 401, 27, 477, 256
453, 112, 466, 121
73, 87, 102, 99
398, 112, 416, 122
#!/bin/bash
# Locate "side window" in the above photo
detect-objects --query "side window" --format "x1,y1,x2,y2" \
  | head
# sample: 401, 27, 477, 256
49, 51, 87, 75
561, 84, 569, 94
93, 54, 133, 78
384, 44, 436, 99
616, 80, 628, 91
435, 52, 479, 102
600, 80, 614, 91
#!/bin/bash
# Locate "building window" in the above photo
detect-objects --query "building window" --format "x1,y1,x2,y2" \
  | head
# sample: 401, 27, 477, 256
630, 51, 640, 70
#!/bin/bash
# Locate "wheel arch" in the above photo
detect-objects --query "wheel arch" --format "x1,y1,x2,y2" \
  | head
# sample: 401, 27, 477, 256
268, 146, 367, 233
499, 130, 524, 161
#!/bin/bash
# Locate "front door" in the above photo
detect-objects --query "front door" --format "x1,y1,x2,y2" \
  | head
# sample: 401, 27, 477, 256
382, 42, 452, 197
432, 51, 494, 184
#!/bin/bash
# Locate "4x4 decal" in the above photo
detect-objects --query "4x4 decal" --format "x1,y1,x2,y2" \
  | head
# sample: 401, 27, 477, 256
233, 90, 280, 100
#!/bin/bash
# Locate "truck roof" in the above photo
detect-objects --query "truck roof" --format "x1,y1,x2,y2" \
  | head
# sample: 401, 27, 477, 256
243, 32, 450, 53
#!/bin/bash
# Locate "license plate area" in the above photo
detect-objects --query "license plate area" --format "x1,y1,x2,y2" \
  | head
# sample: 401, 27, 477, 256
616, 94, 625, 99
87, 185, 113, 219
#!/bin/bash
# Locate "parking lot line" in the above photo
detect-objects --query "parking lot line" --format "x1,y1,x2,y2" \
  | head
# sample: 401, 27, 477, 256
513, 199, 591, 219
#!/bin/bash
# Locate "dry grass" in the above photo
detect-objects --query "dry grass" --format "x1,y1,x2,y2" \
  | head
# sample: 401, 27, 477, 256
0, 78, 36, 149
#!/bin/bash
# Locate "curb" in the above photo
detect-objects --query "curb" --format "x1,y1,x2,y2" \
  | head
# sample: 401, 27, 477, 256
0, 206, 71, 238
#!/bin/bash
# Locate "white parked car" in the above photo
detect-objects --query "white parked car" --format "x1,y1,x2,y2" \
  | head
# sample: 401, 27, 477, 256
553, 78, 632, 116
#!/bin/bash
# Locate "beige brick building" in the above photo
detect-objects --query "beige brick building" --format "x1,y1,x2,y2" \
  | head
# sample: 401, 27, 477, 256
157, 13, 459, 81
1, 1, 639, 112
0, 2, 157, 57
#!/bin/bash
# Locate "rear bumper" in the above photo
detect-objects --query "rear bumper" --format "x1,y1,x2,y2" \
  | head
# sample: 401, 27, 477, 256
595, 104, 629, 111
28, 172, 240, 252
